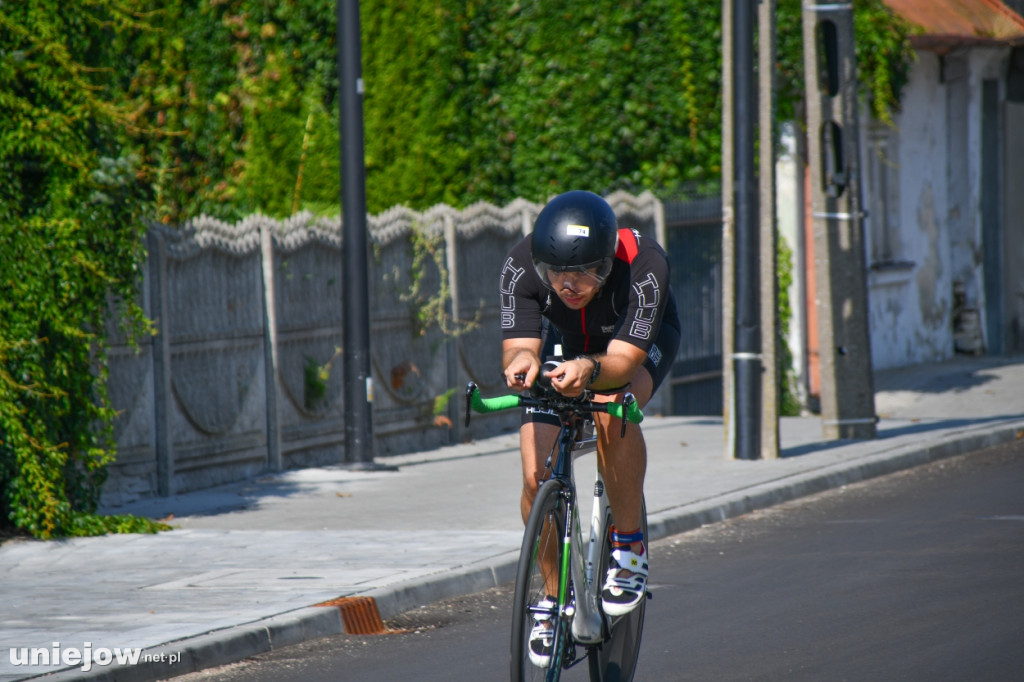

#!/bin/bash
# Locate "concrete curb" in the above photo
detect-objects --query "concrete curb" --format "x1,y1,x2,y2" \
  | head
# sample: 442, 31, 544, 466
648, 419, 1024, 542
366, 550, 521, 622
29, 418, 1024, 682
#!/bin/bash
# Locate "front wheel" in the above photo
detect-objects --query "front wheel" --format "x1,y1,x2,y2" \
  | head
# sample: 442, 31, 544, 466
511, 479, 570, 682
587, 499, 648, 682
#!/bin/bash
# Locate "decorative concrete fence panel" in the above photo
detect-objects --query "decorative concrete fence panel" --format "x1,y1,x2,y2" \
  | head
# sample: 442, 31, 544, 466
272, 217, 346, 470
160, 220, 270, 494
446, 199, 536, 442
367, 206, 453, 455
102, 192, 664, 505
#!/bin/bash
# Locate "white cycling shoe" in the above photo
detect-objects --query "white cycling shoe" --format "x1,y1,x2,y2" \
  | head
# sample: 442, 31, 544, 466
601, 545, 648, 617
528, 597, 557, 667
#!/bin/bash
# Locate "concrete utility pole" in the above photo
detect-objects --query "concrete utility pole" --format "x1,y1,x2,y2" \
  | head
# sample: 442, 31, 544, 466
337, 0, 377, 464
721, 0, 735, 458
758, 0, 779, 459
801, 1, 877, 439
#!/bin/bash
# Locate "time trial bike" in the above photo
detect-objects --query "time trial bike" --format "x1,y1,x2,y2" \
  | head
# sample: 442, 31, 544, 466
465, 366, 648, 682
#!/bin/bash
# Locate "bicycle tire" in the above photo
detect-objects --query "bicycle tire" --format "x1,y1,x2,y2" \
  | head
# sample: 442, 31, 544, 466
511, 478, 571, 682
587, 499, 648, 682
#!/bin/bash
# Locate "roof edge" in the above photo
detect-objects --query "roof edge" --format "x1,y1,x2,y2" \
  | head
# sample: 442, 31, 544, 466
910, 33, 1024, 53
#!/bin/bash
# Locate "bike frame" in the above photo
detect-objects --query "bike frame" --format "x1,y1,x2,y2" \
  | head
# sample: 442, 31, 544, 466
545, 412, 607, 645
464, 382, 644, 669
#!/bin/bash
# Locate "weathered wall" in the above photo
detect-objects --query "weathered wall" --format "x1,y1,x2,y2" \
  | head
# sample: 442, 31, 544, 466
862, 48, 1018, 370
864, 52, 951, 369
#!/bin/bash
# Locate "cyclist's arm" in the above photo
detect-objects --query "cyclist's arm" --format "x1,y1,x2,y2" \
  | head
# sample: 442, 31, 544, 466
503, 337, 543, 389
548, 339, 647, 396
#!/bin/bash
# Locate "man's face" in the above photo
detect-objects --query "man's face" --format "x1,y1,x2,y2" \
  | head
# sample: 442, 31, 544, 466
546, 268, 602, 309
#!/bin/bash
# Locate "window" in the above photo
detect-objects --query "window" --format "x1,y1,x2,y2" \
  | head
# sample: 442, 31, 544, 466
864, 122, 902, 266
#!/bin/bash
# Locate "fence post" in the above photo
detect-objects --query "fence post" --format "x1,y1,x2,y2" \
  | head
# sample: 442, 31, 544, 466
260, 221, 283, 471
444, 212, 460, 444
147, 228, 175, 496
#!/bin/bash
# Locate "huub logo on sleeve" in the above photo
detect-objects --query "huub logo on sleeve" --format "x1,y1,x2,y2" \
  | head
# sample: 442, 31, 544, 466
566, 224, 590, 237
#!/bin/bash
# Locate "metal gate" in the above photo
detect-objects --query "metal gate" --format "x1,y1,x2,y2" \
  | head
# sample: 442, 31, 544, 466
663, 193, 723, 416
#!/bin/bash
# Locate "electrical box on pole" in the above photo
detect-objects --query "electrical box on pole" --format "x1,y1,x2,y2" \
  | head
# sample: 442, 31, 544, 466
801, 1, 877, 440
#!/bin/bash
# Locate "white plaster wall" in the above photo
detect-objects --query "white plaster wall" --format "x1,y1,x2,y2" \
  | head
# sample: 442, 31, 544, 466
776, 123, 806, 398
867, 51, 954, 369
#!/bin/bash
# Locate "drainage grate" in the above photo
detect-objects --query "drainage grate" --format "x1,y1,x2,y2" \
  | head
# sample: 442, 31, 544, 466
316, 596, 387, 635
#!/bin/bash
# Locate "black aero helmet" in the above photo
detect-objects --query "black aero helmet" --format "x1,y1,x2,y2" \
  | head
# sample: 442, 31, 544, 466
531, 190, 618, 288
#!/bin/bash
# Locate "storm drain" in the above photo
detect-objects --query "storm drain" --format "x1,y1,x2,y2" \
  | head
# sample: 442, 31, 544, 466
316, 596, 387, 635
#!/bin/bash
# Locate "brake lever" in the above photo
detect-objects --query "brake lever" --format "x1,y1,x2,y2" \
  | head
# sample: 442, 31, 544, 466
619, 393, 636, 438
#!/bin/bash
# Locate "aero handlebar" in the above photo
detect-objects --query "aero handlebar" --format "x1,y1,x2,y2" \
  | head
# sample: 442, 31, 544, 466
464, 382, 644, 436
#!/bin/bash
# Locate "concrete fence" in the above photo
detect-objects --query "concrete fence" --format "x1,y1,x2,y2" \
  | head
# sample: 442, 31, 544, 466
102, 192, 664, 506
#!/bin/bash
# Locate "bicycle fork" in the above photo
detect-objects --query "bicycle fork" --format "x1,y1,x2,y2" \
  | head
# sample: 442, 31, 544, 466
565, 472, 610, 644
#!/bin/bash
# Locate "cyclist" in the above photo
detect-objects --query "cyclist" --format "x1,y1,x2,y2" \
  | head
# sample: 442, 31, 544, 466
499, 190, 680, 666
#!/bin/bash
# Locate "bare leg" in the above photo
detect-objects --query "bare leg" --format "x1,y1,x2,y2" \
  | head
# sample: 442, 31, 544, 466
520, 420, 561, 596
519, 421, 560, 522
593, 368, 654, 554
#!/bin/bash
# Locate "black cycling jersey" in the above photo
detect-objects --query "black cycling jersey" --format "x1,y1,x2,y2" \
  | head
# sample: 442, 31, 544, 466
500, 228, 680, 361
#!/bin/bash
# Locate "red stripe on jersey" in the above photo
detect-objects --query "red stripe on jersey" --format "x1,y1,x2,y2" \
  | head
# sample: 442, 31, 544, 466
615, 228, 640, 263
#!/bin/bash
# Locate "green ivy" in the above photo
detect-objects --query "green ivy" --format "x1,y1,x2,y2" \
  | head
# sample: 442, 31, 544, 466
0, 1, 167, 538
111, 0, 914, 220
777, 235, 802, 417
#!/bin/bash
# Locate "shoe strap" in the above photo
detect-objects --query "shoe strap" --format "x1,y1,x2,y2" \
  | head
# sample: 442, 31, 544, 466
610, 547, 649, 577
532, 597, 557, 622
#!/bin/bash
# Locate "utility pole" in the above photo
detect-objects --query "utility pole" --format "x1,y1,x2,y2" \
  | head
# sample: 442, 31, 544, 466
337, 0, 377, 465
759, 0, 779, 459
723, 0, 763, 460
801, 1, 877, 439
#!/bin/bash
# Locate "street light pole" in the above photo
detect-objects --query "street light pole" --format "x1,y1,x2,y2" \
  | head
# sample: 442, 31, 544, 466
336, 0, 376, 466
731, 0, 762, 460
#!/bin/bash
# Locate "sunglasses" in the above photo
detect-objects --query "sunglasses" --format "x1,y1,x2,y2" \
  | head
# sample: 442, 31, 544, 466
537, 264, 606, 290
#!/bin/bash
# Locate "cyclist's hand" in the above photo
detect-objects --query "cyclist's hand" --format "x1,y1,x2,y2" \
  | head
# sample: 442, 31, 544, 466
504, 350, 540, 389
547, 358, 590, 397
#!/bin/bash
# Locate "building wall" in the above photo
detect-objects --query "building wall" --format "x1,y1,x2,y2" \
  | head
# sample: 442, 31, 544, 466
865, 52, 954, 369
862, 47, 1021, 369
1004, 99, 1024, 352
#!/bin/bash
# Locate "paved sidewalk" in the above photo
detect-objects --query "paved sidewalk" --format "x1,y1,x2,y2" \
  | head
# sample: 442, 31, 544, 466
2, 356, 1023, 682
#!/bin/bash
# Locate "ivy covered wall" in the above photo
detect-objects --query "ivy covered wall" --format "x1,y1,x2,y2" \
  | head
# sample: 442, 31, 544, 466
122, 0, 914, 223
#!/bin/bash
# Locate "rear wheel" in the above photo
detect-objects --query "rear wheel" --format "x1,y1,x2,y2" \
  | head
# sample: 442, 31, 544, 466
587, 499, 648, 682
511, 479, 570, 682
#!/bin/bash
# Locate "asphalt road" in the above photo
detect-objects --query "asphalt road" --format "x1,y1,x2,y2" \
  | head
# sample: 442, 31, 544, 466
167, 439, 1024, 682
